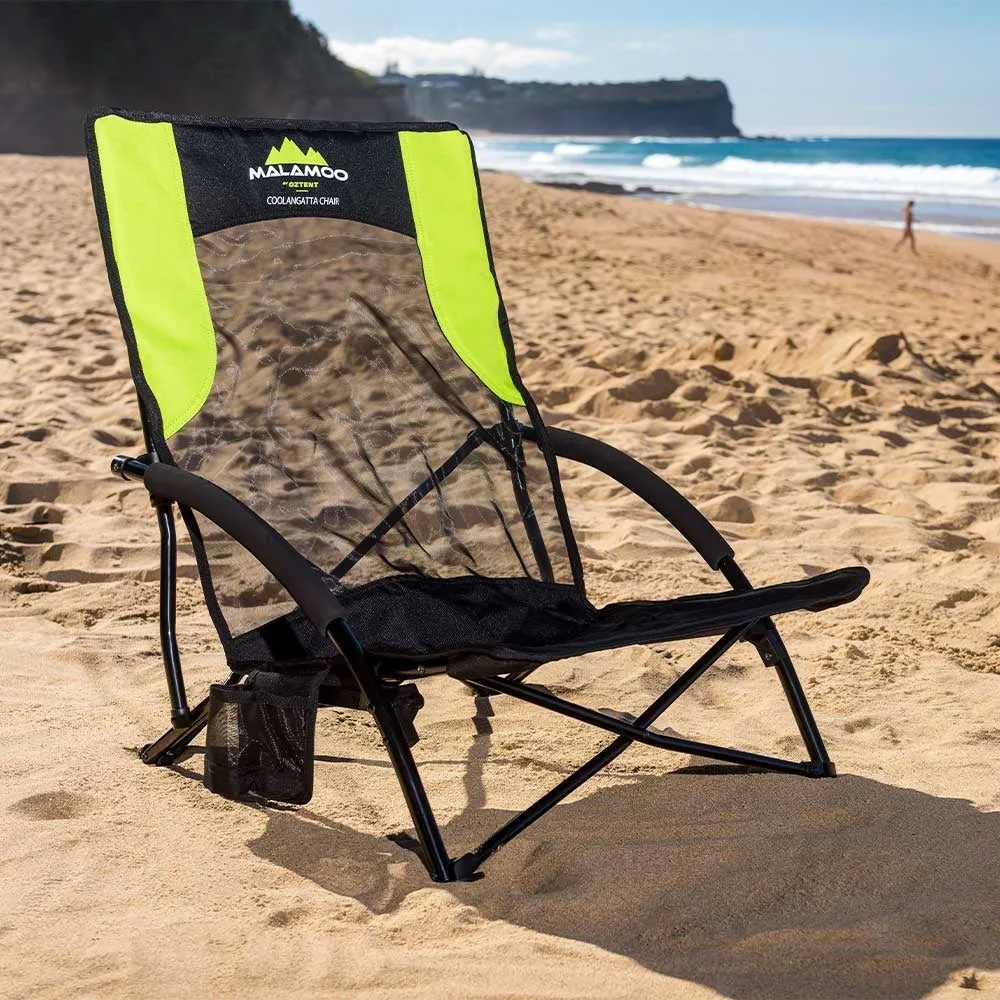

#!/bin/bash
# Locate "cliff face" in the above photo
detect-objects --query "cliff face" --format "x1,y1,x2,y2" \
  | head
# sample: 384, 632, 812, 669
0, 1, 406, 154
402, 75, 741, 137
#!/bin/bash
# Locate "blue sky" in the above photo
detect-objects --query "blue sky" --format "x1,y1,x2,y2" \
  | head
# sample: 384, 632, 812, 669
291, 0, 1000, 136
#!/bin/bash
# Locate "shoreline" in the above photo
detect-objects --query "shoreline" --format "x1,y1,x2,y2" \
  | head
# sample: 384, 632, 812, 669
474, 132, 1000, 242
533, 176, 1000, 242
480, 166, 1000, 256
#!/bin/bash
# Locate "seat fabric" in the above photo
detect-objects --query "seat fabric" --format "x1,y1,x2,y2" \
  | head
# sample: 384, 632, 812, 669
227, 566, 869, 679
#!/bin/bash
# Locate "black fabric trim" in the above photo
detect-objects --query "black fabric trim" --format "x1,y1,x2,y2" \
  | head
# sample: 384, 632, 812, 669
173, 123, 417, 239
88, 107, 459, 134
498, 406, 554, 582
462, 130, 587, 595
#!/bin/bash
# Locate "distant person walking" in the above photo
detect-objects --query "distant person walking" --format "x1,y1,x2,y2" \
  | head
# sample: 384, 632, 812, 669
893, 199, 918, 253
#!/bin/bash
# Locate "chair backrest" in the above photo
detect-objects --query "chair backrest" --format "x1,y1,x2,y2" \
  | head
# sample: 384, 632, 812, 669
87, 110, 583, 651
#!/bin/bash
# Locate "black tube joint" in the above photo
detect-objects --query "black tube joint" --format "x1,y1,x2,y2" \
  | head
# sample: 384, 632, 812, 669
111, 454, 151, 482
171, 707, 193, 729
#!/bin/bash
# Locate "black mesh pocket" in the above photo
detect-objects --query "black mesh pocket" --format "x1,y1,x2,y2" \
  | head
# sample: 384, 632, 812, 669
204, 670, 323, 804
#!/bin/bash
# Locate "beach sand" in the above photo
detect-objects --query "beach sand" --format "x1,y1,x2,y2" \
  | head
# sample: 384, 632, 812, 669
2, 158, 999, 999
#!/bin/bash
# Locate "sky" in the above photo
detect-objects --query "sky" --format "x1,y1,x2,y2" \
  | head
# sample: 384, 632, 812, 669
291, 0, 1000, 136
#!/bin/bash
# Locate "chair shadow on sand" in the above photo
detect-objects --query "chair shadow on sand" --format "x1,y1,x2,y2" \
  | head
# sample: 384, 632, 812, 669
181, 715, 1000, 1000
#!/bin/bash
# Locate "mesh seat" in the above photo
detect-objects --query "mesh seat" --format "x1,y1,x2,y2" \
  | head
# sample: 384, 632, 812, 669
225, 566, 868, 678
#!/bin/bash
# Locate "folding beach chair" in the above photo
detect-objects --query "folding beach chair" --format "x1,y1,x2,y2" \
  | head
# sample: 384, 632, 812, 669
86, 110, 869, 883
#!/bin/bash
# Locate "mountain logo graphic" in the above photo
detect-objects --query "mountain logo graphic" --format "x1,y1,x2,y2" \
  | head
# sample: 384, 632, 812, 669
264, 137, 329, 167
248, 138, 348, 184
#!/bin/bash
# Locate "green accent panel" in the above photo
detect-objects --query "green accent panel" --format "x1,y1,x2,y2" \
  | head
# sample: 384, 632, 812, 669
399, 130, 524, 405
94, 115, 216, 438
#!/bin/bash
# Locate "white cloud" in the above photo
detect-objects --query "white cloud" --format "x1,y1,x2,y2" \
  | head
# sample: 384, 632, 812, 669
534, 24, 576, 44
328, 36, 579, 77
618, 39, 654, 52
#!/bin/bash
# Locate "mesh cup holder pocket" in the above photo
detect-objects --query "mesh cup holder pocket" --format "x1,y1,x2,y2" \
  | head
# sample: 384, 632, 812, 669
204, 670, 324, 805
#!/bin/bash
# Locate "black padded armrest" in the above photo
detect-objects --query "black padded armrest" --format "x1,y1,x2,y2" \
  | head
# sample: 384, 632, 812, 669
537, 425, 735, 571
142, 462, 346, 636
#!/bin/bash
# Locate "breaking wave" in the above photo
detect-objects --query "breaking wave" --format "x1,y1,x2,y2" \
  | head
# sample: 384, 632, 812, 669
476, 139, 1000, 205
637, 156, 1000, 203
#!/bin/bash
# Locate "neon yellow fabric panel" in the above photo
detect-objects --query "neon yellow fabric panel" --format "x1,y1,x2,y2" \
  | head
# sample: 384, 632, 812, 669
93, 115, 216, 438
398, 130, 524, 405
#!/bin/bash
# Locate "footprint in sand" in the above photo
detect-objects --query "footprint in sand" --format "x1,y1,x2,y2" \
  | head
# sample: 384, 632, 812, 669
842, 716, 877, 734
734, 399, 782, 426
934, 589, 984, 610
607, 367, 679, 403
26, 503, 64, 525
4, 525, 54, 544
4, 482, 61, 505
8, 791, 93, 821
267, 907, 310, 928
91, 428, 135, 448
866, 333, 904, 364
803, 471, 839, 490
896, 404, 940, 426
926, 531, 971, 552
968, 728, 1000, 744
680, 383, 709, 402
877, 430, 910, 448
679, 453, 713, 475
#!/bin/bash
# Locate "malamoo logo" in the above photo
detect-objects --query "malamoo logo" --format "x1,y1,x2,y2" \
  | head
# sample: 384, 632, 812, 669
249, 137, 347, 206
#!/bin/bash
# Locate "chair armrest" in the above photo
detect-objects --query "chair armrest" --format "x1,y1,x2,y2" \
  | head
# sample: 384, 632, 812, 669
538, 426, 735, 571
123, 459, 347, 637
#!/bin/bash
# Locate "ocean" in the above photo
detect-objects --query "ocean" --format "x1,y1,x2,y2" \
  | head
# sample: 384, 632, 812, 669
473, 135, 1000, 240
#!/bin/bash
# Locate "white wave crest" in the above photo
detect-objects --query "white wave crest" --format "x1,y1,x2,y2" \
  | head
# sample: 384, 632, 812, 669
695, 157, 1000, 201
551, 142, 599, 157
641, 153, 684, 170
527, 142, 599, 165
629, 156, 1000, 203
630, 135, 739, 145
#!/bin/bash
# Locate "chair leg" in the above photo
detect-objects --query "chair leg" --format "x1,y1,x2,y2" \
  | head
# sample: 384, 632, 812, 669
140, 695, 212, 766
326, 622, 458, 882
364, 681, 461, 882
140, 671, 243, 766
755, 624, 835, 776
722, 558, 836, 777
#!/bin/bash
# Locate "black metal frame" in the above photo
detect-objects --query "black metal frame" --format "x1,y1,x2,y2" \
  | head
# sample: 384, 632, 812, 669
114, 430, 837, 884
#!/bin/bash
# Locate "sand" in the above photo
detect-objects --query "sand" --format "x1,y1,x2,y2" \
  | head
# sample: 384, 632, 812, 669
2, 157, 999, 999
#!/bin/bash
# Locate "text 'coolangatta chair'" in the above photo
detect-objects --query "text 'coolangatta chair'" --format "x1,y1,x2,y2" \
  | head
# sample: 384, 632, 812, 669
86, 110, 869, 882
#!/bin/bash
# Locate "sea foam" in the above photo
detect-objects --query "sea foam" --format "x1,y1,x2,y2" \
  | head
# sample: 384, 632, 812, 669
655, 157, 1000, 202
